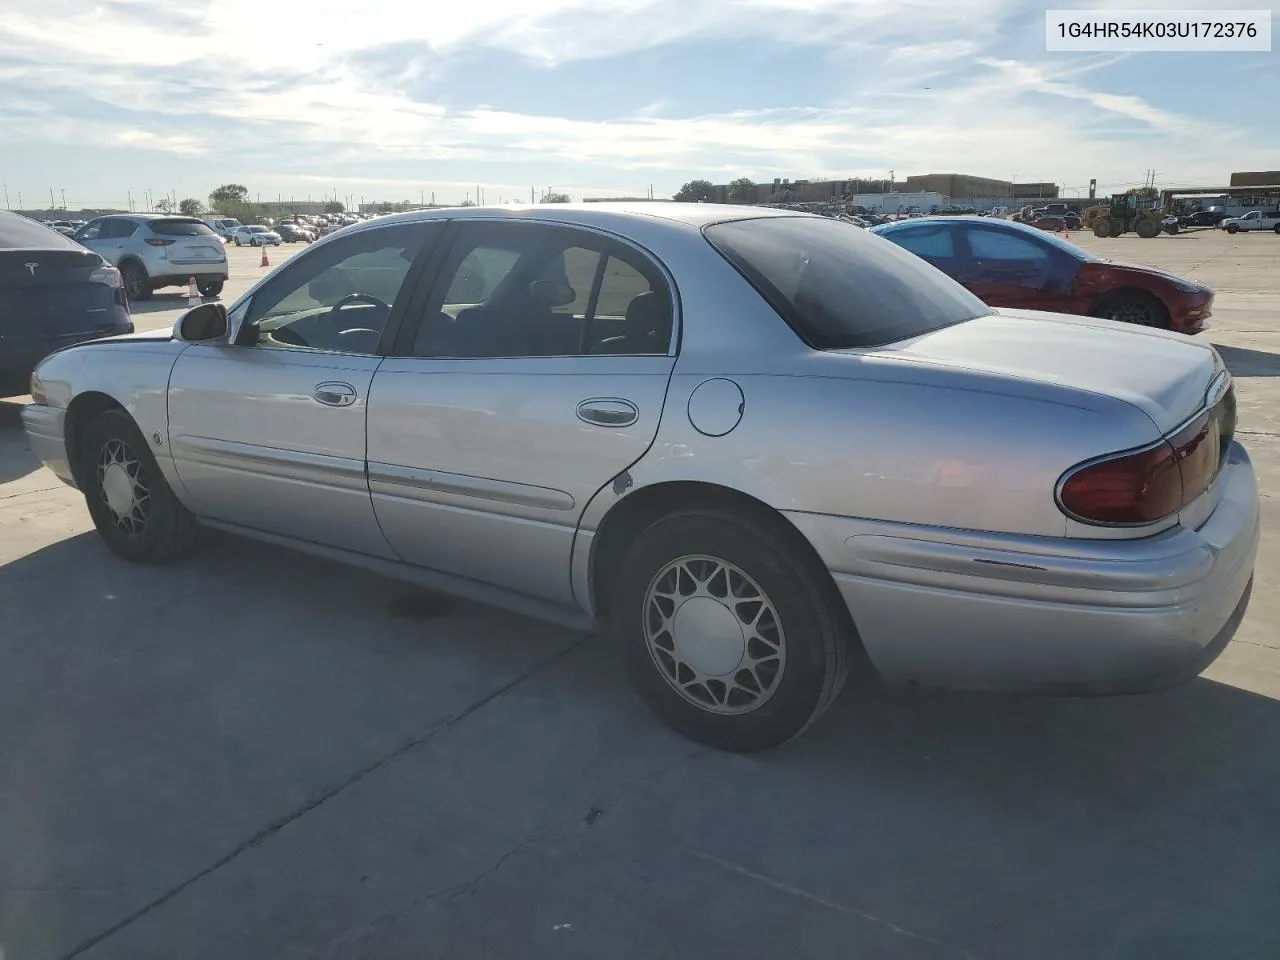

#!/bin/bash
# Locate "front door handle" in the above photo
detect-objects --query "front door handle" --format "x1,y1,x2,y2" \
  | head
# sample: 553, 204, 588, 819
577, 398, 638, 427
314, 381, 357, 407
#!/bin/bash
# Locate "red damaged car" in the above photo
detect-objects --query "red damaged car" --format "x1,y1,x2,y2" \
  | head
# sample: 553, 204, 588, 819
872, 216, 1213, 333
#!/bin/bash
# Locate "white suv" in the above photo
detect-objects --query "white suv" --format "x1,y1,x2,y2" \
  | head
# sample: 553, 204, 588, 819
75, 215, 229, 300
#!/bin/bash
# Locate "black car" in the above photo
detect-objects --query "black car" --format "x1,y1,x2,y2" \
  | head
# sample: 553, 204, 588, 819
274, 222, 315, 243
1178, 210, 1228, 228
0, 211, 132, 397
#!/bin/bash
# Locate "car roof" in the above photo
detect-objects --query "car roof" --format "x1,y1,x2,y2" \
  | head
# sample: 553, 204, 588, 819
362, 201, 810, 235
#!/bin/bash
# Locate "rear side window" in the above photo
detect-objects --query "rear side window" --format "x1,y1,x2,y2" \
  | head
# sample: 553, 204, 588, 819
704, 217, 989, 349
0, 211, 79, 249
150, 218, 217, 237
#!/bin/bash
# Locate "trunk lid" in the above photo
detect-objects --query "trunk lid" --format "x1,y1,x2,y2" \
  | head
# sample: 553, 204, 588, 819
881, 309, 1219, 434
0, 249, 121, 341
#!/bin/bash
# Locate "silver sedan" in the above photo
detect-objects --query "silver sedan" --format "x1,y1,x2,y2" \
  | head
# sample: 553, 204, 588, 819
22, 203, 1259, 751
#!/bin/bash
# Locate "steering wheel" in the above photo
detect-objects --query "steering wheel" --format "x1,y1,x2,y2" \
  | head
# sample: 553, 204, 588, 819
327, 292, 390, 321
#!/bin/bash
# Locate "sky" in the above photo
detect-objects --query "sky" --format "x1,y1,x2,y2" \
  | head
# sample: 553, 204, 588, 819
0, 0, 1276, 210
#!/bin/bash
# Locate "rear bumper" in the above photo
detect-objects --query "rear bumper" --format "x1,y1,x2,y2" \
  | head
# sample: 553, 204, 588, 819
20, 402, 76, 488
0, 319, 132, 395
786, 441, 1259, 694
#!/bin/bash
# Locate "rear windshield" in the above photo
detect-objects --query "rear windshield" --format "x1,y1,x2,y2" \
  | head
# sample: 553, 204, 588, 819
704, 216, 990, 349
150, 218, 217, 237
0, 211, 80, 249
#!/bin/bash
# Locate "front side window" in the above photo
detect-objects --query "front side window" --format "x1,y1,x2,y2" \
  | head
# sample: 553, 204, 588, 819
966, 229, 1050, 262
241, 223, 431, 355
886, 225, 956, 259
72, 220, 104, 243
410, 222, 672, 358
705, 216, 989, 350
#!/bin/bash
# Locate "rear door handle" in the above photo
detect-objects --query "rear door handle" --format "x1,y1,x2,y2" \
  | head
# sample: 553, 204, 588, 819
314, 381, 357, 407
576, 398, 638, 427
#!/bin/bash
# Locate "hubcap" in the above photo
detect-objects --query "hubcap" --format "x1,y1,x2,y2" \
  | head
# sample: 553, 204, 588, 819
97, 438, 150, 536
124, 270, 143, 297
643, 555, 785, 715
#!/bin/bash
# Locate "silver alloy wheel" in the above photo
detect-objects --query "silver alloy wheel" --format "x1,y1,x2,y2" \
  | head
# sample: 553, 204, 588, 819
97, 438, 151, 536
643, 554, 786, 715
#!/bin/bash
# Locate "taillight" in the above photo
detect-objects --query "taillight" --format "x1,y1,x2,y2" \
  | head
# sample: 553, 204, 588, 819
145, 237, 174, 246
1058, 394, 1231, 526
1059, 442, 1183, 524
89, 265, 122, 288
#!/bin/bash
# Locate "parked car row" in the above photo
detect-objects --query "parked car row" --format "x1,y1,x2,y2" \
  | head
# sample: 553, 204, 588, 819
18, 203, 1258, 753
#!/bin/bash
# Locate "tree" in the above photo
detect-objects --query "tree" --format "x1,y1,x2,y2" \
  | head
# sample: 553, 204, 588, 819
179, 198, 204, 216
539, 190, 571, 203
154, 196, 173, 213
673, 179, 715, 202
208, 184, 249, 207
323, 200, 345, 214
727, 177, 756, 203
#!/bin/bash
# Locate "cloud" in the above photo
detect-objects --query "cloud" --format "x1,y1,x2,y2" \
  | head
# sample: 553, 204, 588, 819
0, 0, 1275, 204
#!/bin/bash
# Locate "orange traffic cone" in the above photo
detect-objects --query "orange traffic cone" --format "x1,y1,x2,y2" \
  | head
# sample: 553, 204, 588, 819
260, 247, 270, 268
186, 276, 200, 306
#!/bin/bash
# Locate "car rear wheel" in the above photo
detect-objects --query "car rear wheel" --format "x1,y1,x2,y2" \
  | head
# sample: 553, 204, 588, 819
197, 279, 223, 298
119, 261, 151, 301
612, 509, 851, 752
1094, 290, 1168, 328
81, 409, 198, 563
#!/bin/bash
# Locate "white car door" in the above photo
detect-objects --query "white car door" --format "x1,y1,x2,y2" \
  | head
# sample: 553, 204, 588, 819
366, 219, 678, 605
166, 220, 443, 555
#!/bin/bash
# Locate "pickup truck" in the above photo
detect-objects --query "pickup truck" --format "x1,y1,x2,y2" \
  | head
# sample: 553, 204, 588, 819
1220, 210, 1280, 234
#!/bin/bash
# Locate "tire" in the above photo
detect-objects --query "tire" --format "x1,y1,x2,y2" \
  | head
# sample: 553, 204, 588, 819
1135, 218, 1160, 239
1273, 224, 1280, 235
1092, 218, 1111, 239
234, 237, 243, 246
1094, 290, 1168, 328
197, 280, 223, 298
80, 409, 198, 563
1226, 224, 1239, 234
611, 509, 852, 752
1108, 220, 1125, 238
119, 261, 151, 301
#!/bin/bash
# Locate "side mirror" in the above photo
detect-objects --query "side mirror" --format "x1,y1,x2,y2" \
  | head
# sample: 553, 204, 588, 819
175, 302, 228, 342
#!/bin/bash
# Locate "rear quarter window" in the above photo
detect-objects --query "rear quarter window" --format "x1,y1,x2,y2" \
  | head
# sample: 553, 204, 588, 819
704, 216, 989, 349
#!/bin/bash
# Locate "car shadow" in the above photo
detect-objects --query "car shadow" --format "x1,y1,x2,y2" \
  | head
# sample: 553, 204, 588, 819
1213, 343, 1280, 378
0, 399, 40, 484
127, 292, 202, 315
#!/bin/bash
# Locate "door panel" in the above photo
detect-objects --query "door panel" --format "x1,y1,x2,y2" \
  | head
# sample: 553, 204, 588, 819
166, 220, 438, 557
168, 347, 393, 556
367, 218, 679, 605
962, 226, 1078, 312
367, 355, 674, 603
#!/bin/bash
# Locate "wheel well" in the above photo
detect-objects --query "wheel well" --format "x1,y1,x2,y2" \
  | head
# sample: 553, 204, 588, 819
589, 480, 837, 620
64, 392, 125, 488
117, 256, 147, 277
1091, 287, 1170, 324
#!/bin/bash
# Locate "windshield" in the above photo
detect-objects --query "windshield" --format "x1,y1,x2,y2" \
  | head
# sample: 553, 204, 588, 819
704, 216, 991, 349
150, 218, 217, 237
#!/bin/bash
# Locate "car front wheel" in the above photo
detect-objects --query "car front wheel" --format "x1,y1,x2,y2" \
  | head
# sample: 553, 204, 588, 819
81, 409, 198, 563
1095, 290, 1168, 328
1226, 224, 1240, 234
612, 509, 851, 752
